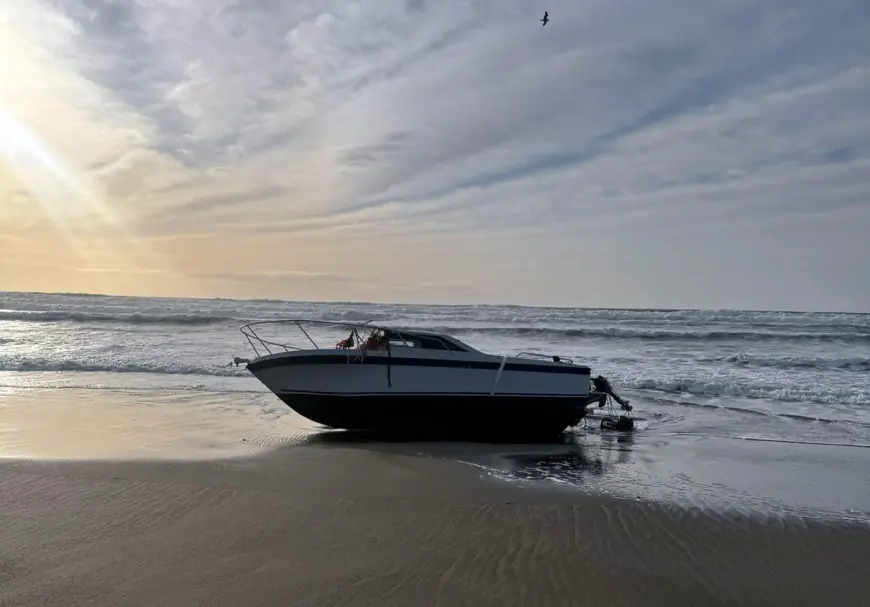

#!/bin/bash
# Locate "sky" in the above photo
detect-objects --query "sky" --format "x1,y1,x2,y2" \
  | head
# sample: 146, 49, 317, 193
1, 0, 869, 312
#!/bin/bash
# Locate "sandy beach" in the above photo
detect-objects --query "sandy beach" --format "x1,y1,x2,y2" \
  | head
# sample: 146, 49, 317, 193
3, 442, 870, 606
3, 389, 870, 606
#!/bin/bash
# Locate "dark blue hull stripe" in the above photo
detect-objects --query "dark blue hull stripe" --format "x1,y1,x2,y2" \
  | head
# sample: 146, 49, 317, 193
274, 390, 588, 398
247, 354, 591, 375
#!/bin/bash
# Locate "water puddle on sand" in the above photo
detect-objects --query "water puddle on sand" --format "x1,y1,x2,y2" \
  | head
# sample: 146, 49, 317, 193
0, 387, 313, 461
446, 427, 870, 524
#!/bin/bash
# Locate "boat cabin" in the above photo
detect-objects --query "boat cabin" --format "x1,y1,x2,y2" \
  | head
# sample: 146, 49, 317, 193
339, 327, 476, 353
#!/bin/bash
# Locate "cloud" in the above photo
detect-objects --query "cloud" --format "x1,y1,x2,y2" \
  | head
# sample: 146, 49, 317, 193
193, 269, 353, 285
174, 185, 291, 216
73, 267, 177, 275
1, 0, 869, 310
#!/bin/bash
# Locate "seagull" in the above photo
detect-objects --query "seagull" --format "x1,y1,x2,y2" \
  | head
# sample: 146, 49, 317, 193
541, 11, 549, 26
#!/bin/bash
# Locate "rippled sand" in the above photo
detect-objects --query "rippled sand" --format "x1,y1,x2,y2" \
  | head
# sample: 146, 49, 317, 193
2, 387, 870, 606
3, 444, 870, 606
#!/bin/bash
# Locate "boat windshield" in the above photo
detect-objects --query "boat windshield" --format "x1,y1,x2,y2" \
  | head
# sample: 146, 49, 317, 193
240, 320, 469, 357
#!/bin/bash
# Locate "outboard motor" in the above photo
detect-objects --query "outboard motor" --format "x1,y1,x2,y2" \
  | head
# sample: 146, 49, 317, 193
591, 375, 635, 432
591, 375, 632, 412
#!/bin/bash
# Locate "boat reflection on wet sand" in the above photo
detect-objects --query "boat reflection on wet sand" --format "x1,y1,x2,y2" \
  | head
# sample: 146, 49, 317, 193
300, 422, 870, 523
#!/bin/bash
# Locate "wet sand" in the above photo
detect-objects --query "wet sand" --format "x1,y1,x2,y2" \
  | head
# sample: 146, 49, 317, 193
0, 385, 318, 460
2, 387, 870, 606
2, 446, 869, 605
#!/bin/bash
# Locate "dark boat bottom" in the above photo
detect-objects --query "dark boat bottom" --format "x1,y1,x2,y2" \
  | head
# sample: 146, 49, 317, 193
278, 393, 589, 441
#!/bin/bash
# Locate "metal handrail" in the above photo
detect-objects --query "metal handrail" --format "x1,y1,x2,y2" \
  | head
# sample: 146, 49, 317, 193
238, 319, 460, 358
239, 319, 374, 357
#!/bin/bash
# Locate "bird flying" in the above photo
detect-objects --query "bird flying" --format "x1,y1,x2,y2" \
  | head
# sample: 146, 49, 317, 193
541, 11, 549, 26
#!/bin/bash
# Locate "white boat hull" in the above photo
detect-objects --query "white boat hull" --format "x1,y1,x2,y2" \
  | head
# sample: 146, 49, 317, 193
246, 350, 593, 437
247, 350, 591, 397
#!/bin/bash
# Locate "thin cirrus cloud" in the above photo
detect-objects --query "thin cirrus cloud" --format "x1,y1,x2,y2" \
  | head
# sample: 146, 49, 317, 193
0, 0, 868, 310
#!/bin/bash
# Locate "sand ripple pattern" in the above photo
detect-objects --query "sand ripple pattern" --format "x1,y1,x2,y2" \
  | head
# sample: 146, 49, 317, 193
2, 450, 869, 607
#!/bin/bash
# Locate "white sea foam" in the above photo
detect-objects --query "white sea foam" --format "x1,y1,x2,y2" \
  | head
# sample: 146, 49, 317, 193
0, 357, 249, 377
0, 309, 238, 325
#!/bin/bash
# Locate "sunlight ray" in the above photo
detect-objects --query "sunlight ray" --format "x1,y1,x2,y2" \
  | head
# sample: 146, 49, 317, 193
0, 106, 167, 272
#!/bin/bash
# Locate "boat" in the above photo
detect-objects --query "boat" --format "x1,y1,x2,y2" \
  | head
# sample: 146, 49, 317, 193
234, 319, 633, 439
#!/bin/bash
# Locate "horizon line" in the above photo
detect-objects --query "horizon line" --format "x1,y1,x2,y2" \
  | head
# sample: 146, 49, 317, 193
1, 289, 867, 316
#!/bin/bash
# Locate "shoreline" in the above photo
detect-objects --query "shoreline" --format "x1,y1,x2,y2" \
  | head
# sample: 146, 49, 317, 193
3, 385, 869, 523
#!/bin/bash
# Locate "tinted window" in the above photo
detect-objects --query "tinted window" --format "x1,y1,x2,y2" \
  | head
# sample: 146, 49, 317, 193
386, 331, 467, 352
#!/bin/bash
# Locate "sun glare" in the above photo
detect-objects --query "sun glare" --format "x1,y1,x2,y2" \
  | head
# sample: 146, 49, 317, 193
0, 106, 167, 276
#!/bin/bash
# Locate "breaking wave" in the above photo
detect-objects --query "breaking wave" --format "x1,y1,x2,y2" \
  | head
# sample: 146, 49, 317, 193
712, 353, 870, 372
0, 310, 238, 325
0, 309, 389, 326
3, 307, 868, 345
434, 325, 870, 343
0, 358, 249, 377
620, 377, 869, 406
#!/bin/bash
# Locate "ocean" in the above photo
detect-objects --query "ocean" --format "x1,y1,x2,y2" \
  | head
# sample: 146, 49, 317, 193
2, 291, 869, 520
